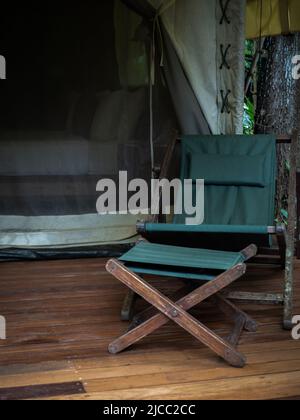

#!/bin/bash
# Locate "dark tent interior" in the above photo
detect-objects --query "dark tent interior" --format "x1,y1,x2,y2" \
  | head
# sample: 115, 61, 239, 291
0, 2, 119, 131
0, 1, 176, 217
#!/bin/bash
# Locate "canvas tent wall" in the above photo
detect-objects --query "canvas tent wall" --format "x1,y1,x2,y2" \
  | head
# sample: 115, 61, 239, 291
0, 0, 247, 256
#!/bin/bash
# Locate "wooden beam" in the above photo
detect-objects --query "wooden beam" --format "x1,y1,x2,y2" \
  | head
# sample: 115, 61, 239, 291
224, 291, 284, 305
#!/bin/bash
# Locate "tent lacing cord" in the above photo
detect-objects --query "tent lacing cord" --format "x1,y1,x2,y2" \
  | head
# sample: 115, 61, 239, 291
220, 89, 232, 114
149, 0, 175, 178
220, 44, 231, 70
219, 0, 231, 25
219, 0, 232, 118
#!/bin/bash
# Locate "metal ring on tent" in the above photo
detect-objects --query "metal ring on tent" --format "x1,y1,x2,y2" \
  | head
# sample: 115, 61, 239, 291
219, 0, 231, 25
220, 89, 232, 114
220, 44, 231, 70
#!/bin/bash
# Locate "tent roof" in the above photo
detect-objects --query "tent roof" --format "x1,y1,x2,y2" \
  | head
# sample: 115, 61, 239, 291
246, 0, 300, 39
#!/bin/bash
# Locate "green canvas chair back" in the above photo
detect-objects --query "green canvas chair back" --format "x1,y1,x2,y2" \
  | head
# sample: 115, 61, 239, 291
174, 135, 277, 226
140, 135, 277, 251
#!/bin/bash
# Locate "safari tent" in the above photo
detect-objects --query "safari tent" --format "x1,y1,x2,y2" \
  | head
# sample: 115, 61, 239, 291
0, 0, 249, 256
0, 0, 300, 402
1, 0, 299, 257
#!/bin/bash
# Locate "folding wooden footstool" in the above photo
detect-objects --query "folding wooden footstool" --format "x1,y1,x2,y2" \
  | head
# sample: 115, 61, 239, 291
106, 241, 258, 367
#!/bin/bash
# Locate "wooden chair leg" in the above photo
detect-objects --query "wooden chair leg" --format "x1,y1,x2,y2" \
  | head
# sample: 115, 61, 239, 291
227, 316, 246, 347
129, 285, 194, 330
224, 291, 284, 305
212, 294, 258, 332
121, 290, 137, 321
107, 259, 247, 367
108, 260, 246, 355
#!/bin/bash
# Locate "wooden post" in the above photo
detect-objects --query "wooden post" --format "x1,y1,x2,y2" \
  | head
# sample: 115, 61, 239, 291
296, 171, 300, 259
150, 129, 178, 223
283, 130, 298, 329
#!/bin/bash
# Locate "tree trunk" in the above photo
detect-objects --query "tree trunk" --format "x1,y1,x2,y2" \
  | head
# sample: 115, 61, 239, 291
255, 34, 300, 221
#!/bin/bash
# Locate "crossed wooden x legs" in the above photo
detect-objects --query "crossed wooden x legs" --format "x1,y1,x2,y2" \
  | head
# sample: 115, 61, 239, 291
106, 259, 257, 368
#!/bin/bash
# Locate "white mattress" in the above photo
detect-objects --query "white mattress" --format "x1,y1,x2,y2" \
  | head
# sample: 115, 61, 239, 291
0, 131, 89, 176
0, 213, 142, 248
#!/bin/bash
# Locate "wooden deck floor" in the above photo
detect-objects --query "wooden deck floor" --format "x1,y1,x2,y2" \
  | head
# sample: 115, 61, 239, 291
0, 257, 299, 400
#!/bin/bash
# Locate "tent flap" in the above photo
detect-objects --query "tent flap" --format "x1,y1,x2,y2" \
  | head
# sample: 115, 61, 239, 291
157, 0, 246, 134
117, 0, 246, 134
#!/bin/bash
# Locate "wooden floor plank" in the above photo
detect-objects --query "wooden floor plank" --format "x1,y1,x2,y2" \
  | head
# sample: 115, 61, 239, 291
83, 360, 300, 395
0, 258, 299, 400
0, 381, 85, 401
44, 371, 300, 401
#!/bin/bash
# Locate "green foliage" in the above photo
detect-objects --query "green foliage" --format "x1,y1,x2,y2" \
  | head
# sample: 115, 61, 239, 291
243, 40, 256, 135
243, 98, 255, 135
245, 40, 255, 71
275, 208, 289, 226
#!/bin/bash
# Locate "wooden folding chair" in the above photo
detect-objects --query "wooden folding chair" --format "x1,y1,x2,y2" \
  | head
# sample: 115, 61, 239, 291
107, 242, 258, 367
121, 132, 298, 329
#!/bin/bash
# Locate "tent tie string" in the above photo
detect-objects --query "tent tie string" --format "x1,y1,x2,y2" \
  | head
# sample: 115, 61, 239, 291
220, 89, 232, 114
219, 0, 231, 25
220, 44, 231, 70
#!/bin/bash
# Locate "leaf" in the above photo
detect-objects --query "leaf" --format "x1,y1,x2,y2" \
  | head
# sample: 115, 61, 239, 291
243, 98, 255, 135
285, 160, 291, 172
280, 209, 288, 219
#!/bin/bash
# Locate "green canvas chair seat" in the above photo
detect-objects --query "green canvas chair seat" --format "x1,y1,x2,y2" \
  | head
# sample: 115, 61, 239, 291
120, 241, 246, 281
